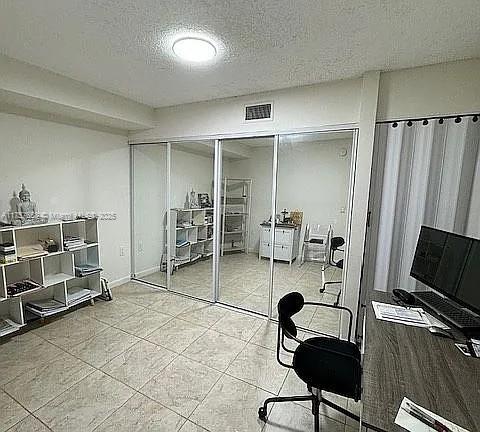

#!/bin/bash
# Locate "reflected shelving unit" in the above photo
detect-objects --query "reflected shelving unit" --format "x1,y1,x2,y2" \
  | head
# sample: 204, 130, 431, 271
170, 208, 214, 270
221, 178, 252, 255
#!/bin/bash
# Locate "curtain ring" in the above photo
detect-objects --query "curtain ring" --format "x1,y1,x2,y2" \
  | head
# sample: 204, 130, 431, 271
439, 118, 444, 124
392, 122, 398, 128
455, 116, 462, 123
407, 120, 413, 127
473, 115, 478, 122
422, 119, 428, 125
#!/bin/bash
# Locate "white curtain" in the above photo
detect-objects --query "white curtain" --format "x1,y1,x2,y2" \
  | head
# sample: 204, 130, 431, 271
368, 117, 480, 292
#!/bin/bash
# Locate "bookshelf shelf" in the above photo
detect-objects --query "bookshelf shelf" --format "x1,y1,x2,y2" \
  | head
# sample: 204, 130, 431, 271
170, 208, 214, 270
0, 219, 103, 337
221, 178, 252, 256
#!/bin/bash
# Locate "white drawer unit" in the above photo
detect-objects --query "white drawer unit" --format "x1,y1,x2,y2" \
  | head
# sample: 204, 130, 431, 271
258, 224, 300, 264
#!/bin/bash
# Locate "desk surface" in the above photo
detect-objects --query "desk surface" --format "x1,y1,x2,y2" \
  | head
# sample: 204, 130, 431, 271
362, 292, 480, 431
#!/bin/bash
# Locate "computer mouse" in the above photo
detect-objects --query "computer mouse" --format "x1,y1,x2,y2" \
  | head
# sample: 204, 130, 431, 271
428, 326, 454, 339
392, 288, 416, 305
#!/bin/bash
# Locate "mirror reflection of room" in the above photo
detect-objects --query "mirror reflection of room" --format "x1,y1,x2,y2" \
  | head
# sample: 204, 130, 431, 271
218, 133, 353, 331
169, 141, 215, 301
273, 131, 353, 335
131, 143, 168, 288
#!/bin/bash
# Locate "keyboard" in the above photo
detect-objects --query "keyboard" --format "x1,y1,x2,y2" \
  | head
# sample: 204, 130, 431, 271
412, 291, 480, 330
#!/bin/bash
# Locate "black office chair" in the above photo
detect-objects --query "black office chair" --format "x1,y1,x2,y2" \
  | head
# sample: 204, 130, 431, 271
258, 292, 362, 432
320, 236, 344, 306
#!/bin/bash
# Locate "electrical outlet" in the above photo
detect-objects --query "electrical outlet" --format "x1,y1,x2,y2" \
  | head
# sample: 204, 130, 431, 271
120, 246, 125, 257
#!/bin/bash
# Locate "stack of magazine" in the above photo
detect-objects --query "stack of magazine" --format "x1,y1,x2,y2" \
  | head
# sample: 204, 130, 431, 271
0, 242, 16, 264
64, 236, 87, 251
25, 299, 67, 317
75, 263, 102, 277
0, 317, 21, 336
67, 286, 92, 305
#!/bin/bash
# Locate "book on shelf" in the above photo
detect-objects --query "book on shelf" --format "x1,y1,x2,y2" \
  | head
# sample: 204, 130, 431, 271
68, 286, 93, 303
0, 317, 21, 335
64, 236, 87, 251
26, 299, 66, 314
75, 264, 102, 277
17, 244, 48, 260
0, 252, 17, 264
0, 242, 15, 253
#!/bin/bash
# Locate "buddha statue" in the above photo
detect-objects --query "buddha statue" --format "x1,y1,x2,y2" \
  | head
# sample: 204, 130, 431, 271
16, 184, 38, 223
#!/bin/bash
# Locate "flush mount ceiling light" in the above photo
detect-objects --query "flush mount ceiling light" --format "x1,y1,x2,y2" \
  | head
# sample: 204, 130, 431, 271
172, 37, 217, 62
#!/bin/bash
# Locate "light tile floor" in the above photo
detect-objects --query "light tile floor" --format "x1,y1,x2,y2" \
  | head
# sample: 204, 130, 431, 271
0, 280, 359, 432
139, 253, 344, 335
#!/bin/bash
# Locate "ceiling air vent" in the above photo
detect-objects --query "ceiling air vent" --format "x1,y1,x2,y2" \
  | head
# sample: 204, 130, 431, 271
245, 103, 273, 121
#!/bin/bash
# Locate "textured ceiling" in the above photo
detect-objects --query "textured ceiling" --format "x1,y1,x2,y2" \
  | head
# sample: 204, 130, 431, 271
0, 0, 479, 108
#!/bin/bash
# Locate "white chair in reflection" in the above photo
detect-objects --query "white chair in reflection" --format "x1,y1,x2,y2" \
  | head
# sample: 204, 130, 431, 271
300, 224, 329, 266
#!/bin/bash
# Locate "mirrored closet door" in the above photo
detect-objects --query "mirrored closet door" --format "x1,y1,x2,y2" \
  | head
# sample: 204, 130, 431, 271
168, 141, 215, 301
217, 137, 275, 315
131, 143, 168, 287
272, 131, 354, 334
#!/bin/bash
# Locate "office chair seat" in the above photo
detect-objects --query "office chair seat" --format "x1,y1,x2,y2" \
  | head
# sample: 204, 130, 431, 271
258, 292, 377, 432
293, 336, 361, 400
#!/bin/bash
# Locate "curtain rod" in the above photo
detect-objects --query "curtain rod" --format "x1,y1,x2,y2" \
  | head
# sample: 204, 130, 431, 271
377, 113, 479, 126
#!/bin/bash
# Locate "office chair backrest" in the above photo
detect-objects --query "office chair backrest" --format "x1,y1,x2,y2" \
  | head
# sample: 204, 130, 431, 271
331, 237, 344, 250
278, 292, 304, 338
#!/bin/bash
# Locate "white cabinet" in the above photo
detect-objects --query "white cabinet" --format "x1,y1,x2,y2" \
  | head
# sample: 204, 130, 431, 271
258, 224, 300, 264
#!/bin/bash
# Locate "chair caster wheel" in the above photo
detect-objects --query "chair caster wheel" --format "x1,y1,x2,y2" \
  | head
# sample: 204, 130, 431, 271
258, 407, 267, 421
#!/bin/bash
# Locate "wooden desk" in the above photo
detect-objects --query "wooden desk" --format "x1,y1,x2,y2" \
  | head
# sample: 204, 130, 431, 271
361, 292, 480, 431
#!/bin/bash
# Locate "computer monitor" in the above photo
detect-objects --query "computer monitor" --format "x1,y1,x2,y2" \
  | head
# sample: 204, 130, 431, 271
410, 226, 480, 315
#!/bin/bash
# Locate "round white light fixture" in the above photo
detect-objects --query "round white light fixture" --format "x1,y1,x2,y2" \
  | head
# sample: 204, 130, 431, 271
172, 37, 217, 62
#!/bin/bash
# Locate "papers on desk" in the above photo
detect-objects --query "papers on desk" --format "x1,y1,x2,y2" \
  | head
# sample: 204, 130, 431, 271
395, 397, 469, 432
372, 302, 449, 329
455, 339, 480, 357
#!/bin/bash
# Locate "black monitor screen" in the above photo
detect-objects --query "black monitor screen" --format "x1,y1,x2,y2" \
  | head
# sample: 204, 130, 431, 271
411, 226, 480, 314
410, 227, 447, 289
456, 241, 480, 314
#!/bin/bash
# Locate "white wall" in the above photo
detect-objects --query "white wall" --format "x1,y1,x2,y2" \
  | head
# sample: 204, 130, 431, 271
0, 54, 155, 132
129, 77, 362, 143
170, 147, 214, 209
377, 58, 480, 121
225, 139, 352, 251
0, 113, 131, 285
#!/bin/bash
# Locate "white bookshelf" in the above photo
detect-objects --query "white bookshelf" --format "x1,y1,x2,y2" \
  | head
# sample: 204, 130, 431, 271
0, 219, 102, 337
221, 178, 252, 255
170, 208, 214, 270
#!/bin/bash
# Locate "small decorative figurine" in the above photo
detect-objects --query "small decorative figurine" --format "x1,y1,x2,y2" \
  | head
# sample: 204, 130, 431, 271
189, 189, 199, 209
9, 184, 45, 226
17, 184, 37, 221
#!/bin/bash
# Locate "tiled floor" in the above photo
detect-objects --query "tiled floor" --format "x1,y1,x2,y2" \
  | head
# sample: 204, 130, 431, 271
0, 281, 359, 432
140, 253, 344, 334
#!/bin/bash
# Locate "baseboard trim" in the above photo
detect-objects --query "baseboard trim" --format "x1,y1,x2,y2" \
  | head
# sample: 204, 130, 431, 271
134, 265, 161, 278
108, 275, 131, 288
